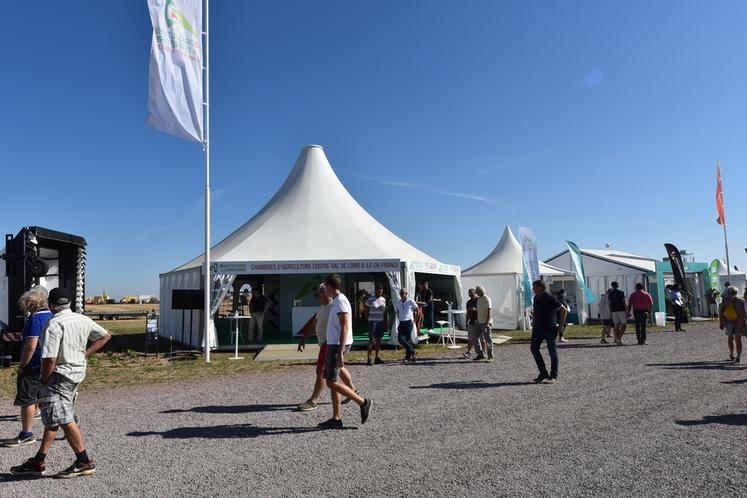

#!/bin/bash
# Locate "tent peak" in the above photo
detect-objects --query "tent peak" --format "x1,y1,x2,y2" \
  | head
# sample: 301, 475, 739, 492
303, 144, 324, 150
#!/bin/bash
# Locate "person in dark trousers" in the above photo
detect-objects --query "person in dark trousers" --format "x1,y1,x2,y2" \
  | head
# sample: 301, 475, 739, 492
668, 284, 685, 332
422, 280, 435, 333
395, 289, 419, 363
530, 280, 567, 384
555, 289, 569, 343
608, 281, 628, 345
627, 283, 653, 345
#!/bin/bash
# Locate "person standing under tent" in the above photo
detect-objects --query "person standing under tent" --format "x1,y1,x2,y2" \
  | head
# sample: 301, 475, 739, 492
365, 286, 387, 365
473, 286, 494, 362
414, 283, 425, 336
608, 281, 628, 345
463, 288, 480, 358
718, 286, 744, 363
11, 288, 111, 478
627, 283, 653, 345
297, 285, 356, 412
705, 288, 719, 319
598, 288, 613, 344
248, 288, 271, 343
2, 288, 52, 448
318, 275, 371, 428
422, 280, 435, 333
555, 289, 570, 343
668, 284, 685, 332
395, 289, 420, 363
530, 280, 566, 384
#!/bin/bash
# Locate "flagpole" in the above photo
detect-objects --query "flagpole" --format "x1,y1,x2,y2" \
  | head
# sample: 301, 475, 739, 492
723, 223, 731, 279
202, 0, 211, 363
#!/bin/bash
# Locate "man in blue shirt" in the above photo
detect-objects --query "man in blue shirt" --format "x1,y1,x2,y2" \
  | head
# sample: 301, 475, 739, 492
2, 287, 52, 448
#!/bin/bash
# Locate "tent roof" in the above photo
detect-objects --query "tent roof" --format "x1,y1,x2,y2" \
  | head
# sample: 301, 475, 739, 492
717, 260, 746, 277
546, 248, 657, 273
174, 145, 451, 272
463, 226, 523, 276
540, 261, 573, 276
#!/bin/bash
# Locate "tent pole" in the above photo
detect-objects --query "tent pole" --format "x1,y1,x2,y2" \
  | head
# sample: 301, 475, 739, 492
202, 0, 211, 363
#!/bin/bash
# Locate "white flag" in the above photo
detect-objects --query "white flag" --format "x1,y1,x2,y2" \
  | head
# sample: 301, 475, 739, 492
146, 0, 203, 142
517, 226, 540, 284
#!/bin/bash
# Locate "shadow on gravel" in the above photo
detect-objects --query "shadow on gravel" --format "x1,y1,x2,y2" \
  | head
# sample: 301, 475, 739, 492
127, 423, 357, 439
646, 361, 746, 371
0, 474, 45, 483
556, 343, 612, 349
721, 378, 747, 385
410, 380, 535, 390
161, 404, 297, 415
675, 414, 747, 427
0, 415, 19, 421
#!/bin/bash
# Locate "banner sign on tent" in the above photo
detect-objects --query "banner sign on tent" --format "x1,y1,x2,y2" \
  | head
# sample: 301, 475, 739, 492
709, 259, 721, 291
409, 260, 461, 275
215, 259, 402, 275
146, 0, 204, 142
664, 243, 690, 295
518, 227, 540, 284
522, 262, 533, 307
565, 241, 598, 304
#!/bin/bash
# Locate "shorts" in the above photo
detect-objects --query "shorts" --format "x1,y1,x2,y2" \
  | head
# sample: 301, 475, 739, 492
14, 369, 42, 407
612, 311, 628, 326
38, 373, 80, 428
324, 344, 351, 382
602, 319, 614, 327
724, 321, 742, 337
368, 321, 385, 341
316, 342, 328, 371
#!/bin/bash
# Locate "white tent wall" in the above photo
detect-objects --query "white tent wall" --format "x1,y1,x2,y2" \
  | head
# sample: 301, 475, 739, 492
546, 251, 648, 321
159, 267, 202, 347
461, 273, 518, 330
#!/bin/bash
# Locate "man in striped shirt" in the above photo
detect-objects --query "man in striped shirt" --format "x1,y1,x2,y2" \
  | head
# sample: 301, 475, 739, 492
11, 288, 111, 479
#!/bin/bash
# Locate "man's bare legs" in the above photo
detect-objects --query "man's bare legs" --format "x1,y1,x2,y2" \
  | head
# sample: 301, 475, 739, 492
326, 379, 364, 420
20, 404, 36, 434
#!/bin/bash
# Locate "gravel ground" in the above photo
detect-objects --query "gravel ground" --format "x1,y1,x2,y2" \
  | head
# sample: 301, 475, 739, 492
0, 321, 745, 497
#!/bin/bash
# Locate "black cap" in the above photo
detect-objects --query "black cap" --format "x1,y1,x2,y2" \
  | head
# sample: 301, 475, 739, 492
48, 288, 72, 305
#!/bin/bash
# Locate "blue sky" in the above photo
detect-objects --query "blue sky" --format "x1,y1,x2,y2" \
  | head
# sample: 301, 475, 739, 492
3, 1, 746, 298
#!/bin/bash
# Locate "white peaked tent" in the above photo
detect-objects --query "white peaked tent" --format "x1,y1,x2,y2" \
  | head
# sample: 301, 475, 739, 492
461, 226, 524, 330
160, 145, 462, 347
717, 260, 747, 292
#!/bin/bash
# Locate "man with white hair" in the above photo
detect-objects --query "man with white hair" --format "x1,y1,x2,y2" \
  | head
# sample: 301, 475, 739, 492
719, 286, 744, 363
473, 286, 494, 362
11, 288, 111, 478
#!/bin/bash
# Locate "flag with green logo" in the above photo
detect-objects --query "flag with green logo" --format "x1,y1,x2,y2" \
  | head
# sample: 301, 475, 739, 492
146, 0, 203, 142
709, 259, 721, 290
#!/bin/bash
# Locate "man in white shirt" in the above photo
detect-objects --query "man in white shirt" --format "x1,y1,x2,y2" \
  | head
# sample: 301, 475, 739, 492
296, 285, 356, 411
319, 274, 372, 428
365, 286, 387, 365
395, 289, 419, 363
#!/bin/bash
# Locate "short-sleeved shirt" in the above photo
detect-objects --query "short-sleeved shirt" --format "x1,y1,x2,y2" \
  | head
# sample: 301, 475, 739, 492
315, 303, 331, 344
466, 297, 478, 324
326, 293, 353, 346
669, 290, 683, 306
629, 290, 653, 311
423, 288, 434, 305
532, 292, 563, 332
23, 308, 52, 370
250, 295, 269, 313
396, 298, 419, 321
365, 296, 386, 322
608, 289, 626, 312
477, 295, 492, 324
41, 309, 109, 383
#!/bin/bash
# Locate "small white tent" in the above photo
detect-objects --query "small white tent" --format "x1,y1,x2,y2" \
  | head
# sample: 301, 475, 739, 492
461, 226, 523, 330
160, 145, 462, 347
717, 260, 747, 293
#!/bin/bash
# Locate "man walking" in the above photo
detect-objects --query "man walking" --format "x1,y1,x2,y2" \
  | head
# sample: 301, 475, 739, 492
395, 289, 419, 363
530, 280, 566, 383
318, 275, 371, 428
248, 287, 270, 343
627, 283, 653, 345
2, 287, 52, 448
297, 285, 356, 411
473, 286, 494, 362
365, 286, 387, 365
608, 281, 628, 345
555, 289, 570, 343
11, 288, 111, 478
719, 286, 744, 362
463, 288, 479, 358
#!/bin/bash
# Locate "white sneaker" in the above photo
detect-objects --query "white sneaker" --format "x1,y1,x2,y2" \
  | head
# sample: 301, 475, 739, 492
559, 337, 568, 343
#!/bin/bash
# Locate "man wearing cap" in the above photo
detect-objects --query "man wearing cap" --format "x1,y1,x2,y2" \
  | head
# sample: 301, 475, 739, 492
11, 288, 111, 478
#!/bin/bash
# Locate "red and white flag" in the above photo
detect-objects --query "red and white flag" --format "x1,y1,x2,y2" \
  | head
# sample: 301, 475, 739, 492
716, 160, 726, 225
